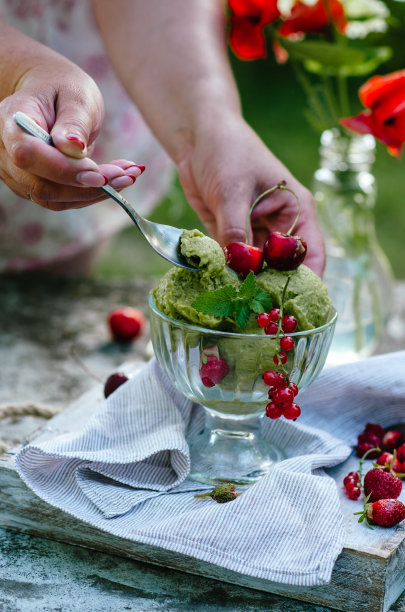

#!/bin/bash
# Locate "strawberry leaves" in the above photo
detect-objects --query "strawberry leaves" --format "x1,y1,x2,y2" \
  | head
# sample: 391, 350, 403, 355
191, 272, 272, 329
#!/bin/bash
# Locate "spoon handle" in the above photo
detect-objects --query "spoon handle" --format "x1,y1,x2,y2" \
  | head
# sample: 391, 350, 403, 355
13, 111, 144, 228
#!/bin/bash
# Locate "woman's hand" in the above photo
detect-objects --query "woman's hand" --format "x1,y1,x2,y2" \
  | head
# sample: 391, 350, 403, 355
0, 22, 143, 210
177, 114, 325, 276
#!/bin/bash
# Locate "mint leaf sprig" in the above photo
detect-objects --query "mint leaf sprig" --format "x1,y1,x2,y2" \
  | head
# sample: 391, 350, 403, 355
191, 272, 272, 330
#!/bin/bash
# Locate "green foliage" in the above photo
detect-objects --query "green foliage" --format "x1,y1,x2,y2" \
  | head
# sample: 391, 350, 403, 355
191, 272, 273, 329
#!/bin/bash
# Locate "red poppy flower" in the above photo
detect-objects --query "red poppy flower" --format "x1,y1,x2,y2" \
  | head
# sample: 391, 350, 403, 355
278, 0, 347, 37
228, 0, 280, 59
340, 69, 405, 157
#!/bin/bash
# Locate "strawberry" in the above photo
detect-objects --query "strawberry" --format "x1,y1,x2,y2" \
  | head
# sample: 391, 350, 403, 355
375, 451, 402, 474
199, 347, 229, 387
364, 499, 405, 527
382, 430, 402, 452
363, 467, 402, 503
396, 443, 405, 463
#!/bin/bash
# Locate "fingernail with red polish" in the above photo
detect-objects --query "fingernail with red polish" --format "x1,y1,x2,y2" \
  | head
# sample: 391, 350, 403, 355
76, 171, 107, 187
127, 164, 145, 175
110, 175, 135, 190
66, 135, 86, 151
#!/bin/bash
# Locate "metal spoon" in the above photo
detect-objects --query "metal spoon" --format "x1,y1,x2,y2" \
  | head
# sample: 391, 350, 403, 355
13, 111, 200, 271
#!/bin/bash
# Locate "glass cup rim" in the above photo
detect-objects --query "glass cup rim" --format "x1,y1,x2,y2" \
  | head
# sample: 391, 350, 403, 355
149, 295, 337, 338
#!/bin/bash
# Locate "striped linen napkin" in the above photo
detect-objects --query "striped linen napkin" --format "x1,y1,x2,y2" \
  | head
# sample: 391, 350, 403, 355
16, 351, 405, 587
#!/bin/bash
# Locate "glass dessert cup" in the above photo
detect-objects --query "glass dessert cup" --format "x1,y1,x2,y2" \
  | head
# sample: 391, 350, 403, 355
149, 296, 337, 485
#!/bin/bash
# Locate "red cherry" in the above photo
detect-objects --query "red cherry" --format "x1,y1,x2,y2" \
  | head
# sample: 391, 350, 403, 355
358, 432, 381, 447
104, 372, 129, 398
280, 336, 295, 351
364, 423, 385, 439
268, 308, 280, 322
265, 402, 284, 419
283, 402, 301, 420
281, 315, 297, 333
224, 242, 263, 277
257, 313, 271, 328
355, 441, 381, 459
272, 387, 294, 408
108, 307, 145, 343
263, 231, 307, 271
273, 352, 287, 365
265, 322, 279, 335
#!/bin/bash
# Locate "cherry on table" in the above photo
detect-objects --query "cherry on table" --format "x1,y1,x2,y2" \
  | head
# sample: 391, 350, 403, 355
104, 372, 129, 398
108, 307, 145, 343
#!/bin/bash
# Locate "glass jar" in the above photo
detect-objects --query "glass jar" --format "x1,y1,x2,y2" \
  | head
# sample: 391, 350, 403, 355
312, 128, 394, 365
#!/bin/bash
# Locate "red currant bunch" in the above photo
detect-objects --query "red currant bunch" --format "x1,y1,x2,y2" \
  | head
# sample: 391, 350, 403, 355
263, 369, 301, 420
257, 309, 297, 368
343, 471, 361, 500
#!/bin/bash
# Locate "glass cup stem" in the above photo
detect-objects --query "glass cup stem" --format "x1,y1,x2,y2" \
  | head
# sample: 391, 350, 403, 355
188, 408, 284, 485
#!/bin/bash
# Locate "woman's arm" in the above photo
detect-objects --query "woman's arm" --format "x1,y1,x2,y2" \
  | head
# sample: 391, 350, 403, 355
93, 0, 325, 275
0, 20, 141, 209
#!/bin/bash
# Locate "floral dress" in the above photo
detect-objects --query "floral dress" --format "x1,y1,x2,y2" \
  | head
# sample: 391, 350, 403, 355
0, 0, 174, 272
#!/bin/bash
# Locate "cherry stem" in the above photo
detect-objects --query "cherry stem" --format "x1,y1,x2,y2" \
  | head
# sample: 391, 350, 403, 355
358, 446, 381, 486
274, 275, 291, 379
70, 345, 104, 384
245, 180, 301, 244
245, 181, 286, 245
283, 186, 302, 237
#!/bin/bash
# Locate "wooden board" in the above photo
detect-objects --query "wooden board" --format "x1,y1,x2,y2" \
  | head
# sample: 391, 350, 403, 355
1, 382, 405, 612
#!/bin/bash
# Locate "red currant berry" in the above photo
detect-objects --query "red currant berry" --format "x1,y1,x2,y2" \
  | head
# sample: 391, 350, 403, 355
281, 315, 297, 333
344, 478, 359, 491
289, 382, 299, 397
265, 402, 283, 419
264, 371, 286, 388
265, 322, 279, 336
283, 402, 301, 420
268, 308, 280, 322
263, 370, 278, 386
343, 472, 359, 486
272, 387, 294, 408
280, 336, 295, 351
257, 313, 271, 328
273, 352, 287, 365
347, 487, 361, 500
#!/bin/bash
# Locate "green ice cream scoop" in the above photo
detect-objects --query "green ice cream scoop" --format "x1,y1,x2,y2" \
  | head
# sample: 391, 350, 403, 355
151, 229, 331, 332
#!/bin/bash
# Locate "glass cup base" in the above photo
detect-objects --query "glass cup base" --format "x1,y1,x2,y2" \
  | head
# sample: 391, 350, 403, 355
187, 412, 285, 485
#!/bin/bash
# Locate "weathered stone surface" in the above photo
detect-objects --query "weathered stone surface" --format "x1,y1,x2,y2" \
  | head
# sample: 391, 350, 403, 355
1, 274, 405, 611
